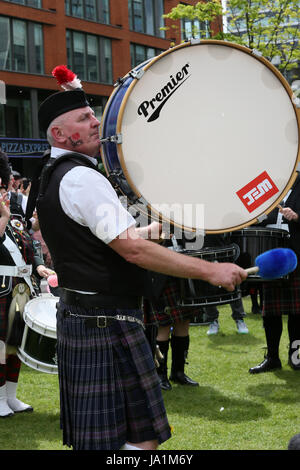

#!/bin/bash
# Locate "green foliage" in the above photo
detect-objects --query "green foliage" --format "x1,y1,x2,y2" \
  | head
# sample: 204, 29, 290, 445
163, 0, 300, 75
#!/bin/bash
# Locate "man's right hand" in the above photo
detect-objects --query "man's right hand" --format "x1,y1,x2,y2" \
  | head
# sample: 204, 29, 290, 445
205, 262, 248, 292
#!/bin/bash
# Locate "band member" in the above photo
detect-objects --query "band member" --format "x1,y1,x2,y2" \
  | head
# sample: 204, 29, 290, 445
0, 150, 53, 417
249, 174, 300, 373
34, 66, 247, 450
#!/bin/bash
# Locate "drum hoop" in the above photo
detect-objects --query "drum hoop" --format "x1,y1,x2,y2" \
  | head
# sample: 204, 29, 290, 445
231, 227, 290, 236
99, 84, 120, 177
23, 296, 58, 338
102, 40, 300, 233
180, 244, 237, 257
17, 349, 57, 374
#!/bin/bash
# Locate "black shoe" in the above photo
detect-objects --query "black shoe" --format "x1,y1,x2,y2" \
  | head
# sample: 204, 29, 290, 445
249, 357, 282, 374
158, 374, 172, 391
169, 371, 199, 386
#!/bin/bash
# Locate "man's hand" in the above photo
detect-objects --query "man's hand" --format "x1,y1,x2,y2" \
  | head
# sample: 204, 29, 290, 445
205, 262, 248, 292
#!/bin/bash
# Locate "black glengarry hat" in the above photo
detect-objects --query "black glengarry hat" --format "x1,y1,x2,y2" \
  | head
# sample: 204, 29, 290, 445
38, 65, 90, 132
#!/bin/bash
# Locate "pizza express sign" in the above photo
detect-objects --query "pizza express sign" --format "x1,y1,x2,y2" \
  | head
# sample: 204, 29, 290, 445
0, 138, 49, 157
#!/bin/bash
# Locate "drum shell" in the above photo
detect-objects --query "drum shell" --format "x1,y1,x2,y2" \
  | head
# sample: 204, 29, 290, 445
230, 227, 290, 282
179, 245, 241, 307
17, 295, 59, 374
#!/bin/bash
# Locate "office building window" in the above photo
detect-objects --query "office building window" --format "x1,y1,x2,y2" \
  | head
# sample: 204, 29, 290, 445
2, 0, 42, 7
130, 43, 164, 69
66, 30, 112, 84
0, 86, 32, 138
128, 0, 165, 38
181, 18, 209, 40
65, 0, 110, 24
0, 17, 44, 74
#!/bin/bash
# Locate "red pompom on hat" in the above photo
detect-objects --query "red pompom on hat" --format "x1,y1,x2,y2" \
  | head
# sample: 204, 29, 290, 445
52, 65, 82, 90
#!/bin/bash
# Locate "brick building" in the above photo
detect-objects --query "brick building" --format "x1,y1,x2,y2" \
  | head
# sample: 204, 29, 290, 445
0, 0, 203, 175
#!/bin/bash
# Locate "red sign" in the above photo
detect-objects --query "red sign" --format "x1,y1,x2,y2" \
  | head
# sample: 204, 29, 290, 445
236, 171, 279, 213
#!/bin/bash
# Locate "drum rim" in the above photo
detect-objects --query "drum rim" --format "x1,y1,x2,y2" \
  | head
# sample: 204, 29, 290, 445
17, 349, 58, 374
101, 39, 300, 234
230, 227, 290, 235
23, 296, 58, 338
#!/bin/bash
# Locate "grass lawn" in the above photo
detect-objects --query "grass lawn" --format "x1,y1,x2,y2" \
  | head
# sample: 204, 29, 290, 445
1, 296, 299, 451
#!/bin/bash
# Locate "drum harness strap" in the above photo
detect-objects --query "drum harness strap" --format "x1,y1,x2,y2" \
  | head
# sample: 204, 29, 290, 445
2, 227, 36, 296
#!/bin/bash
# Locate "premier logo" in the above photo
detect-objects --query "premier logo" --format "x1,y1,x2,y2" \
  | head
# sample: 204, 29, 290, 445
137, 63, 191, 122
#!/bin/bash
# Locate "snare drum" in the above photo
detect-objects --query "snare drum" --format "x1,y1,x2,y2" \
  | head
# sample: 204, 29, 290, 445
17, 294, 59, 374
230, 227, 290, 281
179, 245, 241, 306
100, 40, 300, 234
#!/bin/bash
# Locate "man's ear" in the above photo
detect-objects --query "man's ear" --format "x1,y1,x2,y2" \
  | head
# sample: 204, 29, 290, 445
51, 126, 66, 143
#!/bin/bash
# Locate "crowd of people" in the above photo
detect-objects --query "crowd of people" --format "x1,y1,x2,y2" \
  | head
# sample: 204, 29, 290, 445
0, 152, 54, 419
0, 66, 299, 451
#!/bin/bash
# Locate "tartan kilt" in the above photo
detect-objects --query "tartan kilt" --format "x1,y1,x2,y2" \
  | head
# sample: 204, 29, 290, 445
263, 269, 300, 316
56, 301, 171, 450
143, 277, 198, 326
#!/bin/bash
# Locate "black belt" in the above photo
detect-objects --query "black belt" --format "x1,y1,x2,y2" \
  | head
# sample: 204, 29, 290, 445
63, 311, 145, 329
60, 289, 141, 309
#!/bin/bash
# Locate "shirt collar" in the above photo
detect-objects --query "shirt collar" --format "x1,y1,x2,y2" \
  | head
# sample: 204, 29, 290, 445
50, 147, 98, 166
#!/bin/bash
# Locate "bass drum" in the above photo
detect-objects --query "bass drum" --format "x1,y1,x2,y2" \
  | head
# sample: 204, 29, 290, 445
100, 40, 300, 234
18, 294, 59, 374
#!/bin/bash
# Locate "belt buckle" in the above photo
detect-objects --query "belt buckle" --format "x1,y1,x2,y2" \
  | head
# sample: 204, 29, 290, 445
97, 316, 107, 328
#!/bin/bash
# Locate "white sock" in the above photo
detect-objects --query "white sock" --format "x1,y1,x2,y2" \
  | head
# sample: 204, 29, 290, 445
120, 443, 142, 450
6, 381, 33, 413
0, 385, 14, 417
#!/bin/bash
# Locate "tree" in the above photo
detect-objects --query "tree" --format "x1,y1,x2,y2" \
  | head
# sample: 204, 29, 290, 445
163, 0, 300, 79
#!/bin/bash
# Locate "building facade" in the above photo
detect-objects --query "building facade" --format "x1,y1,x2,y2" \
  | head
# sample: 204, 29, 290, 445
0, 0, 202, 175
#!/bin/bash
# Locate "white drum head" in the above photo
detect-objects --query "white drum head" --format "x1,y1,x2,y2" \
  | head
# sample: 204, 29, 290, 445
23, 294, 58, 339
115, 41, 299, 233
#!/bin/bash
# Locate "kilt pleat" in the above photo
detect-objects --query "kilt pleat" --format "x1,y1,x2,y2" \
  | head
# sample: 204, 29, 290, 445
263, 270, 300, 316
56, 301, 171, 450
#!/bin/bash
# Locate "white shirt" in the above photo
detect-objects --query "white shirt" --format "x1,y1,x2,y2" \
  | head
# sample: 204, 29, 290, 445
51, 147, 136, 244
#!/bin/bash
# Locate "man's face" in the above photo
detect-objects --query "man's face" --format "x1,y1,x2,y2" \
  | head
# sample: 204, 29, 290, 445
58, 107, 101, 157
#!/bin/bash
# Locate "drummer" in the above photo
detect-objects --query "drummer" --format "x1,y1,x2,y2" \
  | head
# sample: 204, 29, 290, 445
0, 149, 53, 418
34, 67, 247, 451
249, 175, 300, 374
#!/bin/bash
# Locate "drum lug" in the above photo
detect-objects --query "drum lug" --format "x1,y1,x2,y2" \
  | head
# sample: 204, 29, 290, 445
190, 38, 201, 45
129, 69, 144, 80
252, 49, 263, 57
100, 134, 123, 144
256, 213, 268, 223
110, 134, 122, 144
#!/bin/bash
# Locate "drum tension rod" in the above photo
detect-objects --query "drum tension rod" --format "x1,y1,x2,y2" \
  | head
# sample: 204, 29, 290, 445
100, 134, 122, 144
114, 77, 126, 87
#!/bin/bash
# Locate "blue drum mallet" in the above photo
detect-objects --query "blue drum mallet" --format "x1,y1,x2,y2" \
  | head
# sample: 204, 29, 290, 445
245, 248, 297, 279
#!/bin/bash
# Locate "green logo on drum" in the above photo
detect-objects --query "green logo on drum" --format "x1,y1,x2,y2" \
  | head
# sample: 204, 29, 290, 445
137, 63, 191, 122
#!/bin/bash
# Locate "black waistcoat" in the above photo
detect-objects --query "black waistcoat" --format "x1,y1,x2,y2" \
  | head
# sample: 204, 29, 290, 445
36, 153, 149, 296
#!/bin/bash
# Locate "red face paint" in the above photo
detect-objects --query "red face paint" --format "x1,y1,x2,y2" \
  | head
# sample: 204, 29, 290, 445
72, 132, 80, 141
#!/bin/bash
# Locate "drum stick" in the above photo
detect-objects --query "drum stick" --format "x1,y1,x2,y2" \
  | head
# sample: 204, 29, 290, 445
245, 267, 259, 275
244, 248, 297, 280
